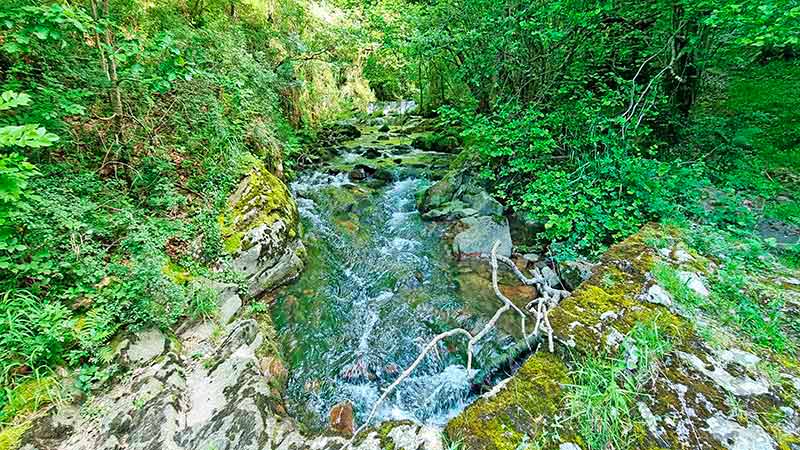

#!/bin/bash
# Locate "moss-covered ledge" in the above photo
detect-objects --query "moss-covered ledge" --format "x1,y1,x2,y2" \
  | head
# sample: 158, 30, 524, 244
445, 352, 570, 450
548, 224, 687, 354
445, 224, 800, 450
219, 162, 306, 298
219, 162, 300, 256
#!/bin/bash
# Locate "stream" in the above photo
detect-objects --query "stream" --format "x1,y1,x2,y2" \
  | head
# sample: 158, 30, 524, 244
272, 130, 525, 432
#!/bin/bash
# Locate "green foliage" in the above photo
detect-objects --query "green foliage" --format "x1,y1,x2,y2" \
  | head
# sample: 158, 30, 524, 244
0, 3, 90, 55
188, 282, 219, 321
0, 376, 58, 425
706, 2, 800, 58
566, 322, 672, 450
0, 153, 38, 206
362, 0, 800, 257
567, 354, 638, 450
442, 102, 706, 255
0, 91, 54, 213
0, 291, 72, 385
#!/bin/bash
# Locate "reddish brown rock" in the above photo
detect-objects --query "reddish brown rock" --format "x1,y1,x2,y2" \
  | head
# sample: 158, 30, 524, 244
329, 401, 356, 436
259, 356, 287, 380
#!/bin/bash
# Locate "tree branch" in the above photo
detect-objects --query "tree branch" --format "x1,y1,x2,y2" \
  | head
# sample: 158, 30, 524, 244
346, 241, 570, 446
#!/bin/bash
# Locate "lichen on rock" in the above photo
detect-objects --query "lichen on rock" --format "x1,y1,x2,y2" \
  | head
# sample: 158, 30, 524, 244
219, 163, 306, 298
446, 223, 800, 450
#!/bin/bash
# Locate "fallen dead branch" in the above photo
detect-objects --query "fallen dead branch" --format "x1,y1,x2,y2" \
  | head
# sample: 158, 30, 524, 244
346, 241, 569, 446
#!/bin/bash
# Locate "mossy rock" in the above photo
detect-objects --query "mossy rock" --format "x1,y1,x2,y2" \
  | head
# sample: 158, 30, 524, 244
445, 352, 569, 450
219, 163, 305, 298
448, 223, 800, 449
219, 163, 299, 253
411, 132, 461, 153
549, 224, 685, 354
416, 171, 465, 212
1, 377, 58, 422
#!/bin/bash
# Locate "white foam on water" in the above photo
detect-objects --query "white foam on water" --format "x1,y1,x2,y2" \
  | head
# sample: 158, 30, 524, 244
342, 152, 360, 162
291, 171, 350, 194
278, 174, 499, 431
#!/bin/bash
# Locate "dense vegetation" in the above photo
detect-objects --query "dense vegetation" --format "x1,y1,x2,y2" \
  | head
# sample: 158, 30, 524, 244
1, 0, 798, 446
0, 0, 371, 423
361, 0, 799, 255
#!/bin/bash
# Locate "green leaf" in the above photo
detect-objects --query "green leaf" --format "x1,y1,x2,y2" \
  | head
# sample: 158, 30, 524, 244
32, 26, 49, 40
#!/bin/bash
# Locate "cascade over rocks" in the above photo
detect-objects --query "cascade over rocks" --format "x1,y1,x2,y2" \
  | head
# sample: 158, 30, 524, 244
367, 100, 419, 117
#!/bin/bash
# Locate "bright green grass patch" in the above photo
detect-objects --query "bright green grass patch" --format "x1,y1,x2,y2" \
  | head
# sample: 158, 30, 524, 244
0, 421, 32, 450
652, 257, 793, 353
1, 376, 59, 425
566, 322, 672, 450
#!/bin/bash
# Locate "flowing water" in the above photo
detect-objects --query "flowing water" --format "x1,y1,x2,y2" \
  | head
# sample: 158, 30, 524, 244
272, 164, 522, 431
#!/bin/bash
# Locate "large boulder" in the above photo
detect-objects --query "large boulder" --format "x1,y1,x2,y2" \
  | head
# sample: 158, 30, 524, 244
452, 216, 512, 259
219, 164, 305, 299
20, 319, 289, 450
411, 133, 460, 153
417, 172, 503, 221
318, 122, 362, 146
445, 224, 800, 450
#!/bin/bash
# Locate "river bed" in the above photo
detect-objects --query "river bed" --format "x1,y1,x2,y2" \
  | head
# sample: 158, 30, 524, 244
272, 139, 527, 432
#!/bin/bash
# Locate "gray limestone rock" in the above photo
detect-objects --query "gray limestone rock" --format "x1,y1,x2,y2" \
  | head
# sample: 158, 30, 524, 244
678, 271, 710, 298
559, 444, 582, 450
641, 283, 673, 307
127, 329, 167, 365
452, 216, 512, 259
678, 351, 769, 396
223, 166, 306, 299
706, 414, 776, 450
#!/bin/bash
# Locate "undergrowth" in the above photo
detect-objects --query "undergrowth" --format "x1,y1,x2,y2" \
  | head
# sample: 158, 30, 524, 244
0, 0, 370, 426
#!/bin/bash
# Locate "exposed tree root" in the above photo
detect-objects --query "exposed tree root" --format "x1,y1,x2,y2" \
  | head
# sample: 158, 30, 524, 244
346, 241, 569, 447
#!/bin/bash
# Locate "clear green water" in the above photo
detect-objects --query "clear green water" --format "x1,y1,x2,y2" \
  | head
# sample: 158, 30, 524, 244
273, 171, 519, 431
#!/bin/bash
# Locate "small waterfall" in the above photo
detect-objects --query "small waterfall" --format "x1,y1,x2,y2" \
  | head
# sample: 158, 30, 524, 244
273, 171, 512, 431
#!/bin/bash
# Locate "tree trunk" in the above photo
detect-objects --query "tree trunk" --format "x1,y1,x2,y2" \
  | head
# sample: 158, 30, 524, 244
89, 0, 109, 80
102, 0, 123, 125
668, 4, 699, 116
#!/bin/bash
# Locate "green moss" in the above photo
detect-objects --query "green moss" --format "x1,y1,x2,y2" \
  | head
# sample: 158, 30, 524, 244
162, 261, 192, 285
760, 407, 800, 450
550, 281, 684, 355
167, 333, 183, 354
445, 352, 569, 450
2, 377, 58, 421
0, 421, 31, 450
549, 224, 688, 354
219, 163, 299, 254
222, 231, 244, 255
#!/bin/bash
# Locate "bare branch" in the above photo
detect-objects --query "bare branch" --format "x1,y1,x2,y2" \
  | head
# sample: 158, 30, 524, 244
346, 241, 569, 447
348, 327, 472, 445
